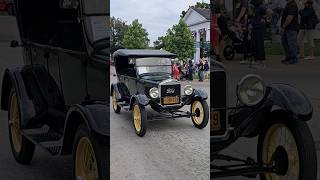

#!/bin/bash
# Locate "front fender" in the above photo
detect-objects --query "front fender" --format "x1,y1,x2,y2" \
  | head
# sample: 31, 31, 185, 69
129, 94, 149, 109
183, 89, 208, 105
267, 84, 313, 121
231, 84, 312, 138
61, 103, 108, 155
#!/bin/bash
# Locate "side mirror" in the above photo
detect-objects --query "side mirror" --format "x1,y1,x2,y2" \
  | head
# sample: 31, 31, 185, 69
10, 40, 20, 48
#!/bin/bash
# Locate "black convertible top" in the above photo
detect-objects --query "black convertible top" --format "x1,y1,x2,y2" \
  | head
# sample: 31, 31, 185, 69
113, 49, 176, 58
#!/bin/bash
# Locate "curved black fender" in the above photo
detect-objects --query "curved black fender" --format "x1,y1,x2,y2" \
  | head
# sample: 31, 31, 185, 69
110, 82, 130, 100
266, 83, 313, 121
129, 94, 149, 110
236, 83, 313, 137
60, 103, 108, 155
1, 67, 36, 128
183, 89, 208, 105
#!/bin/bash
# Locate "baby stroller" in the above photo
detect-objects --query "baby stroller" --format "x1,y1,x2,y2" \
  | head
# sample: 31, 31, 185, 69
222, 22, 249, 60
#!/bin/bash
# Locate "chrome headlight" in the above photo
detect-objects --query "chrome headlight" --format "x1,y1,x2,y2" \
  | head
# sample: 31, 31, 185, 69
149, 87, 159, 98
184, 85, 193, 95
237, 75, 266, 106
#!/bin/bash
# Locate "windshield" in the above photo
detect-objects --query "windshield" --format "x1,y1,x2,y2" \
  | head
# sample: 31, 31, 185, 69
135, 57, 172, 75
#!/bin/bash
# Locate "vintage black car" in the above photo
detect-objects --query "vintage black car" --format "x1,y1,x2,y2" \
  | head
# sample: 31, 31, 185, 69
1, 0, 108, 179
211, 60, 317, 179
111, 49, 209, 137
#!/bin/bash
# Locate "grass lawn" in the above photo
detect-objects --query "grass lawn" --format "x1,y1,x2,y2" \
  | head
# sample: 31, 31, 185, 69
265, 39, 320, 56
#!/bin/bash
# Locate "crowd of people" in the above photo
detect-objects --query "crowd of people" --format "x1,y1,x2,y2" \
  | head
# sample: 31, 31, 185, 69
212, 0, 319, 65
172, 58, 209, 82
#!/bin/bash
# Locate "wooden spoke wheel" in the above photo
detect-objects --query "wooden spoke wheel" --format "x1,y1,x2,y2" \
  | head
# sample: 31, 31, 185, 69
8, 89, 35, 164
258, 118, 317, 180
191, 99, 209, 129
132, 102, 146, 137
73, 124, 107, 180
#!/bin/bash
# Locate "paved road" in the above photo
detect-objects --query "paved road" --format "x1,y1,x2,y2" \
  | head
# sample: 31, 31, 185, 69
215, 57, 320, 180
110, 66, 210, 180
0, 17, 72, 180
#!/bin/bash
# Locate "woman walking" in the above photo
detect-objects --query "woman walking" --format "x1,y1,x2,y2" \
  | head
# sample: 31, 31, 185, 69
298, 0, 319, 60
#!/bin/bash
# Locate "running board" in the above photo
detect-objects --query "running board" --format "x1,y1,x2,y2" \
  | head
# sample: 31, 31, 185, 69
21, 126, 63, 156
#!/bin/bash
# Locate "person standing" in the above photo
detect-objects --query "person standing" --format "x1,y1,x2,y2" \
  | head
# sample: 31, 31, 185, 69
198, 59, 205, 82
172, 63, 180, 80
298, 0, 319, 60
204, 60, 210, 80
281, 0, 300, 64
188, 60, 193, 81
251, 0, 272, 67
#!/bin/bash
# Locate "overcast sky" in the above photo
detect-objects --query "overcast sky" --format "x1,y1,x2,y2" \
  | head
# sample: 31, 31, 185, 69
111, 0, 209, 46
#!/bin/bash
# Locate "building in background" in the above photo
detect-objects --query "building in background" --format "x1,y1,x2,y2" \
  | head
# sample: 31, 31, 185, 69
183, 7, 210, 64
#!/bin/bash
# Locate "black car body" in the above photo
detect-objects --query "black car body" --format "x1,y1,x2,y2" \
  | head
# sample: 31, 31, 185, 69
111, 49, 209, 137
210, 60, 317, 179
0, 0, 108, 179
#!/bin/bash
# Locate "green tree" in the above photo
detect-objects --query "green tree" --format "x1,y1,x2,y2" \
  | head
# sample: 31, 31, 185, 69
121, 19, 149, 49
153, 36, 165, 49
110, 17, 129, 47
194, 1, 210, 9
161, 19, 195, 61
180, 1, 210, 18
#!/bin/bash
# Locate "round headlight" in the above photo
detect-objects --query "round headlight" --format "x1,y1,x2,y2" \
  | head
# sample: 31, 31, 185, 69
184, 85, 193, 95
237, 75, 266, 106
149, 87, 159, 98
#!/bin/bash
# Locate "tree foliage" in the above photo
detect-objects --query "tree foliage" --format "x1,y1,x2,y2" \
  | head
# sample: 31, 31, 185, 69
159, 19, 195, 61
110, 17, 128, 48
121, 19, 149, 49
180, 1, 210, 18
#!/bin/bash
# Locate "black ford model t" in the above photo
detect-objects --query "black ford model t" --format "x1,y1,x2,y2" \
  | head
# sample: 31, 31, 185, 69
111, 49, 209, 137
211, 60, 317, 179
1, 0, 108, 179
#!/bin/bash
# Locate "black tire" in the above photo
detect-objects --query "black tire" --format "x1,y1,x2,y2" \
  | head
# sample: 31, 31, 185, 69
132, 102, 147, 137
223, 45, 235, 60
112, 89, 121, 114
190, 99, 209, 129
258, 114, 317, 180
72, 124, 108, 180
8, 89, 35, 164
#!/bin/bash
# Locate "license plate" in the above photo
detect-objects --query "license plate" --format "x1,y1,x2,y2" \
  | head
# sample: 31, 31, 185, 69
211, 111, 221, 131
163, 96, 179, 105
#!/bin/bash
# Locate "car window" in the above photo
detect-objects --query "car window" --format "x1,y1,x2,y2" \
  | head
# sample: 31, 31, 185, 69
135, 58, 172, 75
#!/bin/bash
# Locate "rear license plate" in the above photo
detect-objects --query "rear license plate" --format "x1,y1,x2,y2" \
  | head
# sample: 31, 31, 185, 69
163, 96, 180, 105
211, 111, 221, 131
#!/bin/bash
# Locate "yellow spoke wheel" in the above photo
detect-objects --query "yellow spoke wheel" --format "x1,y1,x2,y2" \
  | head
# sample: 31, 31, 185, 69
75, 137, 99, 180
190, 99, 209, 129
132, 102, 146, 137
9, 92, 22, 153
191, 100, 204, 125
112, 91, 117, 110
262, 124, 299, 180
258, 120, 317, 180
8, 89, 35, 164
133, 104, 141, 133
112, 90, 121, 113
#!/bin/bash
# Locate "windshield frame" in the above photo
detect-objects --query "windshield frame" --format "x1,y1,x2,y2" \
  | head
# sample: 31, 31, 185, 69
134, 57, 172, 76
